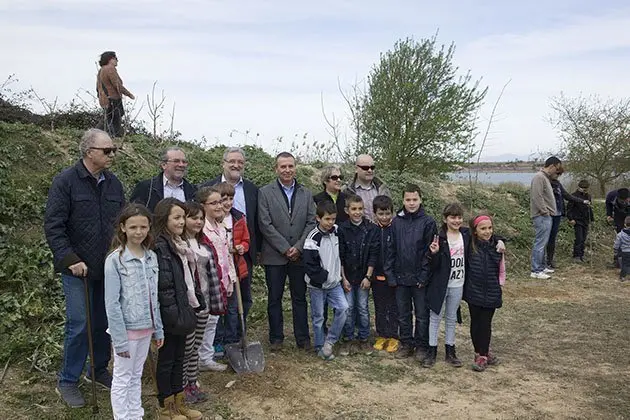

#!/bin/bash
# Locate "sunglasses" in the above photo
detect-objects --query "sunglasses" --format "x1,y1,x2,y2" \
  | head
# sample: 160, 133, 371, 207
90, 147, 118, 155
357, 165, 375, 171
329, 175, 344, 181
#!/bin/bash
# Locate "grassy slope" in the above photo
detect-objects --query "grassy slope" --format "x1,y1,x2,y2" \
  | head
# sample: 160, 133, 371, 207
1, 123, 627, 419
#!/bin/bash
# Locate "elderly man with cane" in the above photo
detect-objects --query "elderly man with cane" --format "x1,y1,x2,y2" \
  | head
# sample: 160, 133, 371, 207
45, 128, 125, 409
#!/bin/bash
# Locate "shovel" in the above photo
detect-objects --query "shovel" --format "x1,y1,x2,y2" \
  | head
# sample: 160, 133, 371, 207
225, 278, 265, 374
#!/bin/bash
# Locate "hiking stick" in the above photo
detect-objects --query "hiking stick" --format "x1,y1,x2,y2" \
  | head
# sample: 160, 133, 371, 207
82, 276, 99, 414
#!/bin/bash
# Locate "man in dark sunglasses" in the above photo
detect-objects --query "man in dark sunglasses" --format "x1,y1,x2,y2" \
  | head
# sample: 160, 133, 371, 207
346, 154, 390, 221
44, 128, 126, 408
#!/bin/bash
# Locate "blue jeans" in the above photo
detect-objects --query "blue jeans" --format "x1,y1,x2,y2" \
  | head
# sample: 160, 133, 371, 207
531, 215, 552, 273
429, 286, 463, 346
265, 263, 310, 346
59, 274, 111, 385
223, 272, 253, 344
396, 285, 429, 349
310, 284, 348, 349
343, 284, 370, 340
546, 215, 562, 266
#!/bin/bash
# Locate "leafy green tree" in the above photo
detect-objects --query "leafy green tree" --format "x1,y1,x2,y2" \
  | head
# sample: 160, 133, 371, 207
359, 36, 487, 175
550, 93, 630, 195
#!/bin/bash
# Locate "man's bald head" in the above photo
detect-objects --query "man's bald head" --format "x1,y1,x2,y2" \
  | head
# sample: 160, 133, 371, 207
355, 154, 375, 184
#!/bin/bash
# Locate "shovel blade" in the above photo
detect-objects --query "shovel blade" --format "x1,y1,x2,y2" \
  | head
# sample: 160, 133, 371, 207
225, 341, 265, 374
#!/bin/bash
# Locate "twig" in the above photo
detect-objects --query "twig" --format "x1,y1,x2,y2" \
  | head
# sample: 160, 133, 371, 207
0, 357, 10, 385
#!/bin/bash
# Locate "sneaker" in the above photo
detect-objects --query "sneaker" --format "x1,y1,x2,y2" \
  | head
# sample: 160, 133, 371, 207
543, 267, 555, 274
269, 342, 283, 352
385, 338, 400, 353
184, 384, 199, 404
189, 383, 209, 402
394, 344, 415, 359
472, 354, 488, 372
573, 257, 584, 264
338, 341, 351, 356
373, 337, 387, 351
56, 383, 85, 408
84, 370, 112, 390
199, 360, 228, 372
359, 339, 374, 355
487, 351, 500, 366
530, 271, 551, 280
317, 349, 335, 361
321, 341, 335, 358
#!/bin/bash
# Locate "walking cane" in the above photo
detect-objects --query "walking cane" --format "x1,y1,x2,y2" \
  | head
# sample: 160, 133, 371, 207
82, 276, 99, 414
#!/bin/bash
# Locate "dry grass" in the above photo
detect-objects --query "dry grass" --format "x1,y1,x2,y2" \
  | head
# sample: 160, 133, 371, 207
1, 260, 629, 420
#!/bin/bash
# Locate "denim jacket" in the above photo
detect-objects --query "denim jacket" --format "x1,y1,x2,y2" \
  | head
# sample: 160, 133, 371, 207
104, 247, 164, 354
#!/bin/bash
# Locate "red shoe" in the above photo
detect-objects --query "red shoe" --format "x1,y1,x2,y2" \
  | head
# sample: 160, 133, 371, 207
472, 354, 488, 372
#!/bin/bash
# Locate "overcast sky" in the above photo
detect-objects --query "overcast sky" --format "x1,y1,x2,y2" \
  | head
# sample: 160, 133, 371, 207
1, 0, 629, 160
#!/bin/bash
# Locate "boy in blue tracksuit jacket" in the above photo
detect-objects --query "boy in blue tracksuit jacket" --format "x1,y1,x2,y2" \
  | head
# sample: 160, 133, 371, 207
338, 194, 379, 352
303, 200, 349, 361
384, 184, 437, 363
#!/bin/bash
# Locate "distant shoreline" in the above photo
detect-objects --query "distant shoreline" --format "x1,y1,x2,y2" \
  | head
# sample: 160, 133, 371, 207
457, 162, 539, 173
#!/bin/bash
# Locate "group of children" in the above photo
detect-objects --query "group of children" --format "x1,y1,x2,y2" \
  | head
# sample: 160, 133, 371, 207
104, 183, 249, 420
304, 184, 506, 372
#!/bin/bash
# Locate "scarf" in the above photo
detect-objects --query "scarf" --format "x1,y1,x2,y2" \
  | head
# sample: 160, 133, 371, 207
172, 236, 200, 308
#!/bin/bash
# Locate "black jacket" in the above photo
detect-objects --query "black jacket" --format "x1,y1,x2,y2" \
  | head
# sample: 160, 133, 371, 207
463, 236, 503, 309
373, 223, 393, 279
427, 227, 471, 314
130, 172, 197, 213
384, 208, 437, 287
566, 190, 594, 226
154, 235, 198, 336
44, 160, 125, 280
338, 219, 379, 284
313, 190, 348, 223
551, 179, 584, 216
199, 175, 261, 261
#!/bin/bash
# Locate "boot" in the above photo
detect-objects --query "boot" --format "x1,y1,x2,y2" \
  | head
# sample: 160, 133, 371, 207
422, 346, 437, 368
159, 395, 187, 420
174, 391, 203, 420
445, 344, 463, 367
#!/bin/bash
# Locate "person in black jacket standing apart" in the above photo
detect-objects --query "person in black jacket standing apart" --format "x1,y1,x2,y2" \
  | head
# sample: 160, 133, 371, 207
44, 128, 125, 408
258, 152, 316, 351
384, 184, 437, 364
130, 147, 197, 212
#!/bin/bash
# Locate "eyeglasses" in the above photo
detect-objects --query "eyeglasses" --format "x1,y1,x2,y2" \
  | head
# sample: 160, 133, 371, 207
328, 175, 344, 181
204, 200, 223, 206
224, 159, 245, 166
163, 159, 188, 165
357, 165, 375, 171
90, 147, 117, 155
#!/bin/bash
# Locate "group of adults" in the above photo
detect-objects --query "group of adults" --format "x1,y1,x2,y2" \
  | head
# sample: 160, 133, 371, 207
44, 127, 390, 406
529, 156, 630, 279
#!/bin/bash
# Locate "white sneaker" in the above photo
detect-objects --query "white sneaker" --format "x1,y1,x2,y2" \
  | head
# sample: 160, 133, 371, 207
530, 271, 551, 280
543, 267, 555, 274
199, 360, 228, 372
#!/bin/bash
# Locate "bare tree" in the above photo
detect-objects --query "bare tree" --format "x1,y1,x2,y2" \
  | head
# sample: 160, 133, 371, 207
549, 93, 630, 195
146, 81, 166, 141
31, 88, 59, 131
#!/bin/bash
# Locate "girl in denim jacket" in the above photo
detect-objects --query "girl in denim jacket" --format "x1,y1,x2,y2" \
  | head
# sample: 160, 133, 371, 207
104, 203, 164, 420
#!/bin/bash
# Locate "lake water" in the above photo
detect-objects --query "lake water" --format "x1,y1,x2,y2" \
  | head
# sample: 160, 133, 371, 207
448, 171, 572, 185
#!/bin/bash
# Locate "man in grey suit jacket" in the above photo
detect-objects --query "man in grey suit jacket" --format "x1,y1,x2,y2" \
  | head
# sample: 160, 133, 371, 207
258, 152, 316, 350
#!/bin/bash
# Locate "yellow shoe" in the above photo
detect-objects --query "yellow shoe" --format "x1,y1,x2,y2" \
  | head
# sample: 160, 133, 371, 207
174, 392, 202, 420
373, 337, 387, 351
159, 395, 187, 420
385, 338, 400, 353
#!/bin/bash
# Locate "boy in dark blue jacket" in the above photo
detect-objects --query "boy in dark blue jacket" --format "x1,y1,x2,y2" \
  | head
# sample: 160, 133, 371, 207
338, 194, 379, 354
384, 184, 437, 363
371, 195, 399, 353
566, 180, 594, 263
